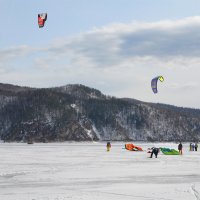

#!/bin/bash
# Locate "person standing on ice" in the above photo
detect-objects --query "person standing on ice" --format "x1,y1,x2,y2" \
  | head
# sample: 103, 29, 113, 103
106, 142, 111, 152
178, 142, 183, 155
192, 143, 195, 151
195, 143, 198, 151
150, 147, 159, 158
189, 143, 192, 151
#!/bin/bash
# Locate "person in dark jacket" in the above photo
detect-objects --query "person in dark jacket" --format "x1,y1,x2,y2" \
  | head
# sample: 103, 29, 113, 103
178, 142, 183, 155
195, 143, 198, 151
150, 147, 159, 158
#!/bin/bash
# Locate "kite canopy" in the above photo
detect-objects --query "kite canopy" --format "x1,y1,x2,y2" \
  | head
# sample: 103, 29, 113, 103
125, 144, 143, 151
151, 76, 164, 94
38, 13, 47, 28
160, 148, 180, 155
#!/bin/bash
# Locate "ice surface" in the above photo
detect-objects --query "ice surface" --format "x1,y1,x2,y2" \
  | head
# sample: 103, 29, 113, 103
0, 142, 200, 200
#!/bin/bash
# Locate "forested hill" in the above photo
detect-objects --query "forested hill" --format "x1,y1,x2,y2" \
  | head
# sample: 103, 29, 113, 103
0, 83, 200, 142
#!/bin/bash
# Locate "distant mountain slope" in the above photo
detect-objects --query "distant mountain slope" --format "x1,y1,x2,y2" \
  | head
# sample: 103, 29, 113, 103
0, 83, 200, 142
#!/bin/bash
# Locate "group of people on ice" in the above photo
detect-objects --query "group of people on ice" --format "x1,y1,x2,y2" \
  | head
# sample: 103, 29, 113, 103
106, 141, 198, 158
189, 142, 198, 151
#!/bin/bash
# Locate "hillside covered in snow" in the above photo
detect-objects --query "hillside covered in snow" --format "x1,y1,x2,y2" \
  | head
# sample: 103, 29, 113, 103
0, 83, 200, 142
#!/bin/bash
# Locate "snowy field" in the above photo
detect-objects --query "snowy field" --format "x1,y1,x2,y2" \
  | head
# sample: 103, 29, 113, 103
0, 142, 200, 200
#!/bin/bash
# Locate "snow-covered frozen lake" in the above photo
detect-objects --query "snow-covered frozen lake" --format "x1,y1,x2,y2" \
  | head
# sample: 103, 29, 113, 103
0, 142, 200, 200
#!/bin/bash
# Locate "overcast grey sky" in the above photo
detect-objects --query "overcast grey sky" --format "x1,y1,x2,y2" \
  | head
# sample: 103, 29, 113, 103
1, 1, 200, 108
